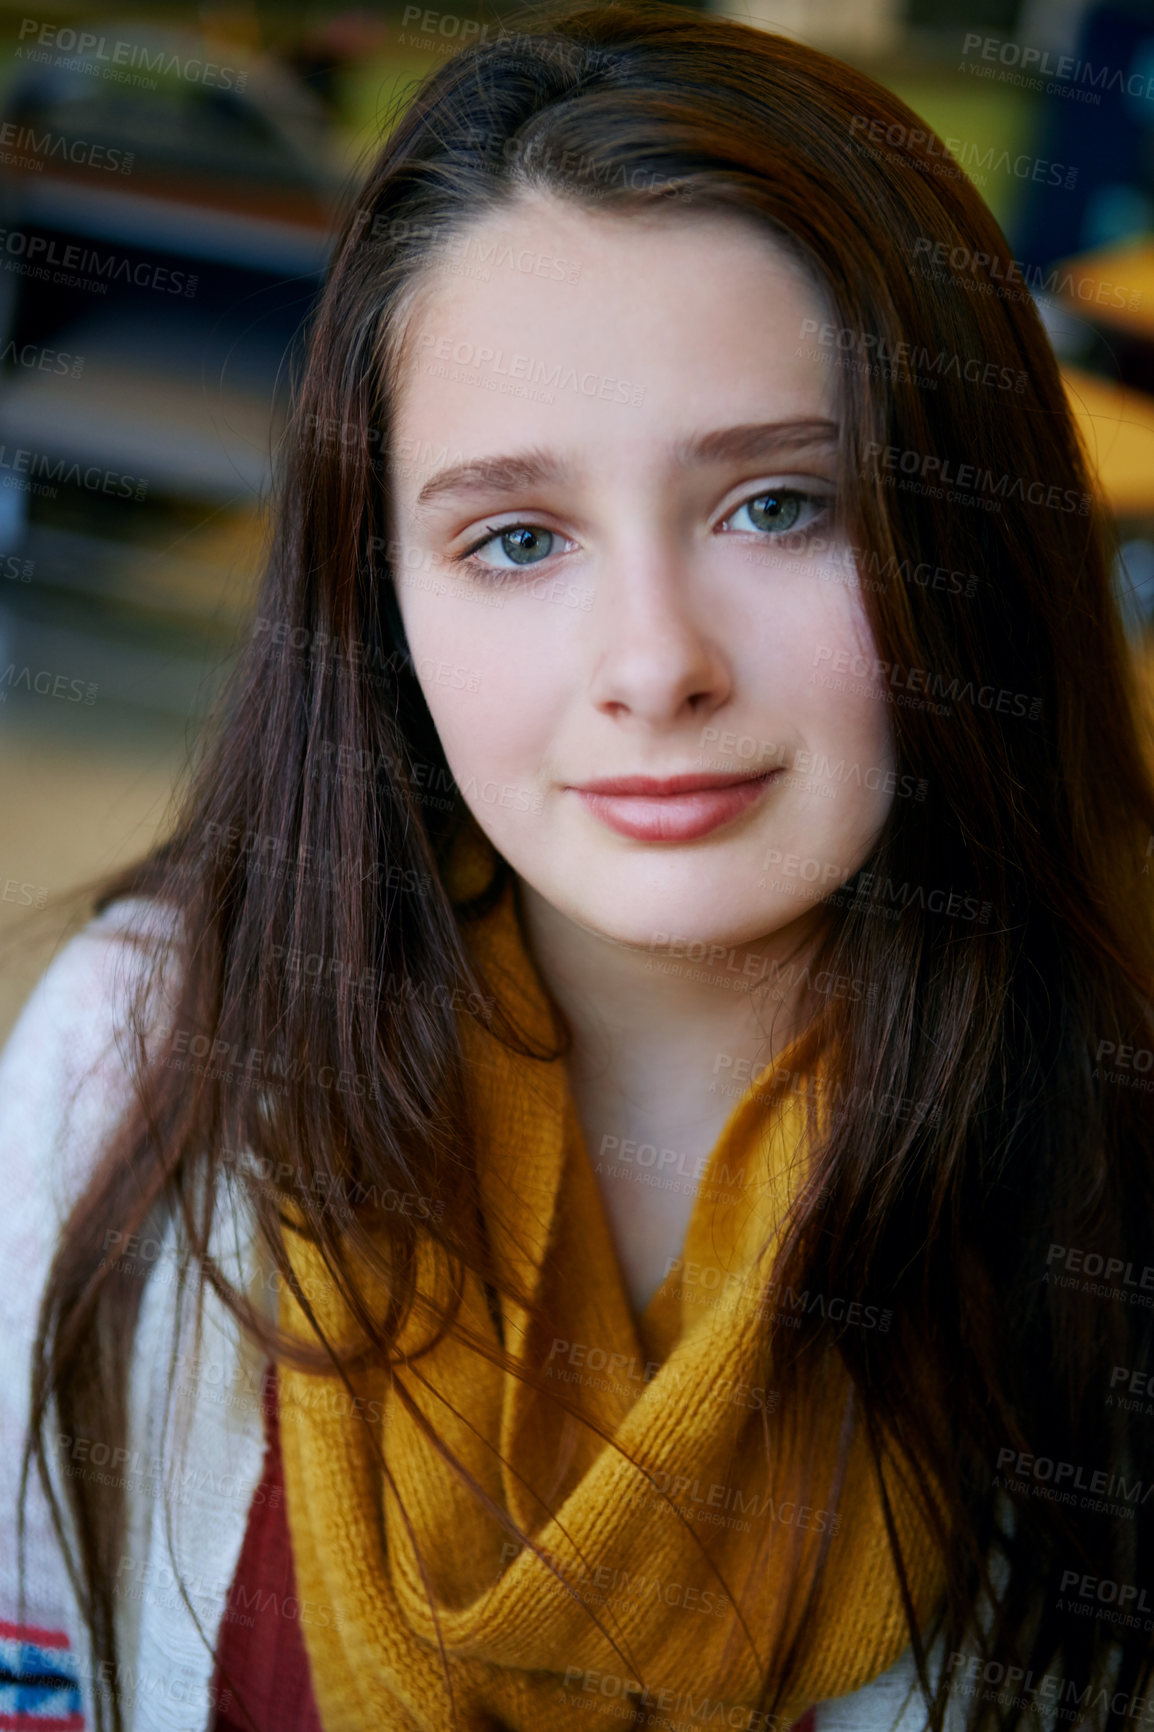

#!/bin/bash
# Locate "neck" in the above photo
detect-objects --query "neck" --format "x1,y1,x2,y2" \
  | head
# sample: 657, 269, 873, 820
514, 876, 826, 1109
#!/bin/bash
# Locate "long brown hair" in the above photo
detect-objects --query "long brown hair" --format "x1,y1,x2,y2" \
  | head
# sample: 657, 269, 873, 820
19, 3, 1154, 1727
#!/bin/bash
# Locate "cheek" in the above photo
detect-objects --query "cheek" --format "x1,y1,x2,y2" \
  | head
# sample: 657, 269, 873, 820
401, 577, 576, 738
764, 573, 893, 760
403, 614, 555, 775
434, 694, 530, 777
822, 590, 893, 759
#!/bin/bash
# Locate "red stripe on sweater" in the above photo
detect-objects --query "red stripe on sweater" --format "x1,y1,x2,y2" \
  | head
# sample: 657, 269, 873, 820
0, 1717, 85, 1730
0, 1623, 71, 1649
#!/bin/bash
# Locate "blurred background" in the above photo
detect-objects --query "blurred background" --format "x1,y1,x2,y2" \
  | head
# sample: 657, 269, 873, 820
0, 0, 1151, 1038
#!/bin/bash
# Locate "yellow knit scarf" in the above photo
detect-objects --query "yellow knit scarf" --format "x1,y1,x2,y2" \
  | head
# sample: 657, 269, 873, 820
278, 832, 946, 1731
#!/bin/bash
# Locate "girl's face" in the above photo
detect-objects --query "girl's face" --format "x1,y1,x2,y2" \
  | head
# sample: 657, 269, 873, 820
388, 193, 895, 958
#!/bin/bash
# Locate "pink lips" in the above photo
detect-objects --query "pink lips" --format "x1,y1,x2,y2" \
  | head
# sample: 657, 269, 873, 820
570, 769, 780, 842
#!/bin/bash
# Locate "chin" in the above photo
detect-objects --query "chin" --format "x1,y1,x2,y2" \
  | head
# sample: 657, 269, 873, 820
559, 889, 765, 954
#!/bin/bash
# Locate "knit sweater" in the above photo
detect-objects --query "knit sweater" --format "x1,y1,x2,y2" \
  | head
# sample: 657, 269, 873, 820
0, 896, 966, 1731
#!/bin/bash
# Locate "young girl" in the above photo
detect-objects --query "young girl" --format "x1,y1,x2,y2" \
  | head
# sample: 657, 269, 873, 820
5, 3, 1154, 1729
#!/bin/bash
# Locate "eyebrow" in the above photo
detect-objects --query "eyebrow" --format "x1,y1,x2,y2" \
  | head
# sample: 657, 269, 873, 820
412, 419, 840, 512
414, 449, 562, 513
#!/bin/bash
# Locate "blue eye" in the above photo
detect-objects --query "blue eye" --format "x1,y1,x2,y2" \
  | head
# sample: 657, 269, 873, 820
727, 491, 829, 536
465, 525, 556, 569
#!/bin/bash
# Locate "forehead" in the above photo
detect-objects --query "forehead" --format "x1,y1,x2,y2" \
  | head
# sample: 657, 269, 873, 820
388, 192, 838, 486
395, 189, 826, 367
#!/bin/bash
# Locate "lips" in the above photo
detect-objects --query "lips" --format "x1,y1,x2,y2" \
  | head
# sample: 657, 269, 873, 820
573, 770, 771, 796
569, 767, 780, 842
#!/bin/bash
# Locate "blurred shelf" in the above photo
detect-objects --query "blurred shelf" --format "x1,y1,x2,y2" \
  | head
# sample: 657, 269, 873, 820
9, 174, 334, 277
14, 518, 262, 634
1057, 242, 1154, 344
1063, 364, 1154, 520
0, 359, 279, 500
0, 306, 288, 502
0, 591, 232, 721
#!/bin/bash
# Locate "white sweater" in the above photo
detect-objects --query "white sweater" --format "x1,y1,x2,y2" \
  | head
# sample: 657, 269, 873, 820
0, 897, 960, 1731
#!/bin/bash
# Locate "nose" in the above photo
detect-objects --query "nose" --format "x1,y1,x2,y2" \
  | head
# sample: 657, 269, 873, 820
586, 532, 731, 726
